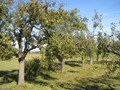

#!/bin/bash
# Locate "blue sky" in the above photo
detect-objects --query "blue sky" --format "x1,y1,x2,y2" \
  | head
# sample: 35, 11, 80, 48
14, 0, 120, 32
58, 0, 120, 33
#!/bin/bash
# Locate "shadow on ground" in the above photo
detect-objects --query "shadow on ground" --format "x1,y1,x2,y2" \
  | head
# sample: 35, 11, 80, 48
65, 61, 81, 67
26, 72, 57, 86
0, 70, 56, 86
0, 70, 18, 85
58, 76, 120, 90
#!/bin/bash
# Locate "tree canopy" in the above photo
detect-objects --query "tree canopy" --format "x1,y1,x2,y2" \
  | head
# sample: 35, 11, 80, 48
0, 0, 15, 60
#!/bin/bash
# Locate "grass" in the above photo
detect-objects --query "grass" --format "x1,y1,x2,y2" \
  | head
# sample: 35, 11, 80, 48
0, 58, 18, 71
25, 53, 42, 60
0, 53, 41, 71
0, 54, 120, 90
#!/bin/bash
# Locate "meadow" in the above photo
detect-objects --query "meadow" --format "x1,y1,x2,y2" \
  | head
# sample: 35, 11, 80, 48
0, 53, 120, 90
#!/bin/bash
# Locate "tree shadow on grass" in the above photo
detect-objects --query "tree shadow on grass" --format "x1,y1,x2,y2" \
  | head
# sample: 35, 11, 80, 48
27, 80, 50, 86
0, 70, 18, 85
39, 72, 57, 80
68, 70, 80, 73
58, 76, 119, 90
26, 72, 57, 84
65, 61, 81, 67
25, 71, 57, 81
0, 70, 57, 86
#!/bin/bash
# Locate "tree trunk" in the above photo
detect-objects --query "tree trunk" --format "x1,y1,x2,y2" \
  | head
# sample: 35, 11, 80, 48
96, 54, 99, 61
18, 58, 25, 86
61, 59, 65, 73
82, 57, 84, 67
56, 55, 64, 73
82, 60, 84, 67
90, 57, 93, 64
48, 59, 53, 71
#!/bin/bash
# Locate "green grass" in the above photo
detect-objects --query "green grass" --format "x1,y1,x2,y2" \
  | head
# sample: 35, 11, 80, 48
0, 58, 120, 90
0, 58, 18, 71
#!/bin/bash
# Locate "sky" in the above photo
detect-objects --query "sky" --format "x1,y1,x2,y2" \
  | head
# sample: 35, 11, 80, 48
14, 0, 120, 32
58, 0, 120, 33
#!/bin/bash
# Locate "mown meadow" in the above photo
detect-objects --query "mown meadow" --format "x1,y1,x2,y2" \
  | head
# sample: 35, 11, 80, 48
0, 53, 120, 90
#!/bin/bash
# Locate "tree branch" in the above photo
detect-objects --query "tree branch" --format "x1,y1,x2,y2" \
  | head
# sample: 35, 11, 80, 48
99, 36, 120, 56
33, 25, 41, 30
28, 45, 38, 52
105, 46, 120, 56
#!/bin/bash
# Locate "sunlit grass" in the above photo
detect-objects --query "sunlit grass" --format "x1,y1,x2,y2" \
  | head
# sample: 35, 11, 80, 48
25, 53, 42, 60
0, 58, 18, 71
